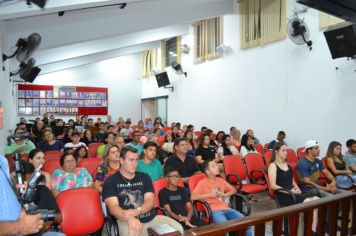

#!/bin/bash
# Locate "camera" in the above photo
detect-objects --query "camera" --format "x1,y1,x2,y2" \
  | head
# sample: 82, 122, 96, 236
27, 208, 57, 222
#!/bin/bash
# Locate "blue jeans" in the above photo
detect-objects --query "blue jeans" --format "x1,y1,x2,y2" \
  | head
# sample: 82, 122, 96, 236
212, 209, 252, 236
336, 174, 356, 189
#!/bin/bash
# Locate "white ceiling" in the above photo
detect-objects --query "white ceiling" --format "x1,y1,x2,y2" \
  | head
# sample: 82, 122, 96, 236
1, 0, 235, 73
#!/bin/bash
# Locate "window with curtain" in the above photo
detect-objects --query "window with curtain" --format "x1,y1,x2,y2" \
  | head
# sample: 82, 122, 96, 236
160, 36, 181, 70
141, 48, 157, 79
239, 0, 286, 49
193, 17, 223, 64
319, 12, 344, 29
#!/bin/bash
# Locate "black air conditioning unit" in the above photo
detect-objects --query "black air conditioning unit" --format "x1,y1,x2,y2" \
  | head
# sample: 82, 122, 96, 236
297, 0, 356, 23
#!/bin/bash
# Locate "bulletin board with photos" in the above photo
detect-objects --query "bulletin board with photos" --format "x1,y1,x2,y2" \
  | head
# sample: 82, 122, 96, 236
17, 84, 108, 116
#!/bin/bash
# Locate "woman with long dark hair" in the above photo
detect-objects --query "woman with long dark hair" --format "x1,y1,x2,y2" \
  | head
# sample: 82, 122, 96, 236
240, 134, 257, 157
183, 130, 197, 156
217, 134, 239, 159
326, 141, 356, 189
268, 142, 319, 232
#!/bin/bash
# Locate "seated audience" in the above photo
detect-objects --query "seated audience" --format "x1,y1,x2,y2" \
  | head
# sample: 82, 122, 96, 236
64, 131, 88, 150
135, 120, 145, 133
52, 152, 93, 197
119, 121, 132, 138
154, 117, 165, 128
171, 125, 180, 141
148, 134, 169, 164
183, 130, 197, 156
165, 137, 200, 185
97, 132, 115, 158
95, 122, 108, 143
144, 117, 153, 130
217, 134, 240, 159
93, 145, 121, 193
28, 148, 52, 190
6, 128, 36, 155
195, 134, 222, 167
159, 166, 208, 230
205, 129, 218, 148
80, 129, 96, 145
268, 131, 286, 150
215, 131, 225, 147
103, 146, 183, 236
268, 142, 319, 232
344, 139, 356, 172
230, 127, 241, 150
37, 130, 64, 152
245, 129, 260, 144
297, 140, 342, 198
326, 141, 356, 189
137, 141, 163, 181
162, 133, 174, 154
240, 134, 258, 157
191, 160, 252, 236
114, 134, 125, 152
74, 145, 89, 161
125, 130, 143, 155
31, 120, 45, 144
62, 127, 74, 145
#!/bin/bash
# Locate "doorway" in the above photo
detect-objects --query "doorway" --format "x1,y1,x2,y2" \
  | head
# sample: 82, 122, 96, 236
141, 96, 168, 126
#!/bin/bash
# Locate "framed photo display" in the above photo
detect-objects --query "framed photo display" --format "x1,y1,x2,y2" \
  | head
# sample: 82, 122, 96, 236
17, 84, 108, 116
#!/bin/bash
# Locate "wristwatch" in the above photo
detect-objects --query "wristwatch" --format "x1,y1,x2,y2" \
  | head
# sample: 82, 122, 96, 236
137, 207, 143, 214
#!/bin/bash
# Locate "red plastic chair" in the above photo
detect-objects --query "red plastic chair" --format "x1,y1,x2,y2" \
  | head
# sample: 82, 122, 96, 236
297, 147, 306, 160
264, 143, 270, 152
223, 155, 267, 194
244, 153, 267, 185
157, 136, 165, 147
77, 158, 102, 178
162, 127, 171, 133
43, 159, 62, 175
193, 131, 202, 138
253, 144, 264, 155
45, 150, 62, 161
153, 178, 184, 214
88, 143, 103, 158
286, 149, 298, 164
57, 188, 104, 236
188, 173, 213, 223
264, 150, 273, 165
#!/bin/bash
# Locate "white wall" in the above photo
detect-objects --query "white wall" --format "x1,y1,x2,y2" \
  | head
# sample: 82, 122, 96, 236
0, 21, 18, 153
141, 3, 356, 155
33, 53, 142, 123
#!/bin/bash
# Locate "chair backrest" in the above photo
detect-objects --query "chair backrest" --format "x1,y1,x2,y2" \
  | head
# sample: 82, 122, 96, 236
297, 147, 306, 160
286, 149, 299, 164
153, 178, 184, 208
244, 153, 265, 179
188, 173, 206, 193
253, 143, 264, 155
264, 151, 273, 165
77, 158, 102, 178
45, 150, 62, 161
289, 162, 299, 184
56, 188, 104, 236
157, 136, 165, 147
264, 171, 276, 199
43, 158, 62, 175
88, 143, 103, 158
162, 127, 171, 133
193, 131, 202, 138
264, 143, 270, 152
223, 155, 247, 183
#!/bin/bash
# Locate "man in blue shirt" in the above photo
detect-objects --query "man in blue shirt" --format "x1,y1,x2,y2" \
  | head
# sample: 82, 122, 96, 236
344, 139, 356, 172
0, 103, 63, 235
297, 140, 340, 198
125, 130, 143, 155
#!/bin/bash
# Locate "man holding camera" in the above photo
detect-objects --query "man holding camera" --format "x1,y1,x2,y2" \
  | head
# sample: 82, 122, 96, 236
0, 104, 61, 235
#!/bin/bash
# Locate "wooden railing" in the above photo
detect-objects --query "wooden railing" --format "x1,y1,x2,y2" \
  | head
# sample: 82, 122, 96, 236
184, 191, 356, 236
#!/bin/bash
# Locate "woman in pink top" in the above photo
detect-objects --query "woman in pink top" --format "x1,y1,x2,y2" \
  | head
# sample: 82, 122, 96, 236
191, 160, 252, 236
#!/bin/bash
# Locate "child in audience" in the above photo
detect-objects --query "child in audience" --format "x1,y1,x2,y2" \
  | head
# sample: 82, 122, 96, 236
159, 166, 208, 230
191, 160, 252, 236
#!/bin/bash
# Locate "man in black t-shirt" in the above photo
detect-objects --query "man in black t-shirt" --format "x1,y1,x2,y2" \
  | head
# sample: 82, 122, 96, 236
159, 166, 208, 230
165, 138, 200, 185
103, 146, 182, 236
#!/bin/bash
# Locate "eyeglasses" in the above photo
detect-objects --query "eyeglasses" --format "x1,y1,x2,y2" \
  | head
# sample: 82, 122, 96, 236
167, 175, 181, 179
